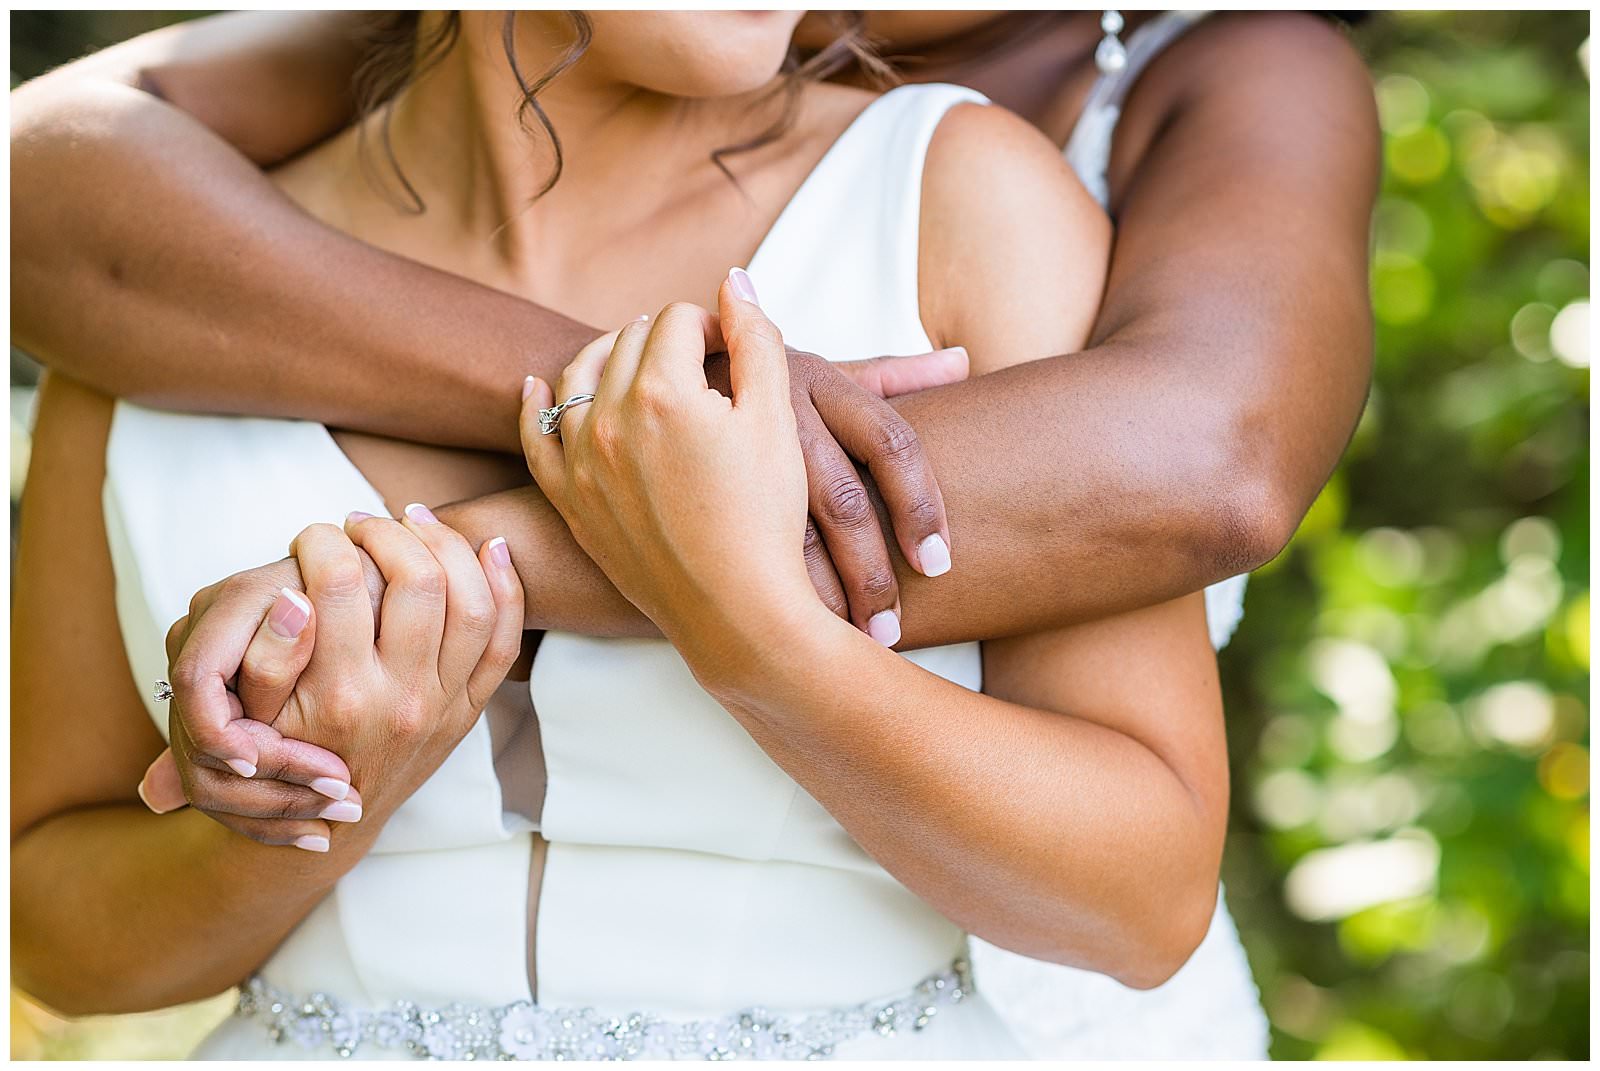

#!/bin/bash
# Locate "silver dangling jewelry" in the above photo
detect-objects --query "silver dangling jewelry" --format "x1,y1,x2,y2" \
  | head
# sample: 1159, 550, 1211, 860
1095, 10, 1128, 74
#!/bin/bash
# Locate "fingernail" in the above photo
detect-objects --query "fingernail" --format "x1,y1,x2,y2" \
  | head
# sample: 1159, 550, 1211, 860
917, 534, 952, 578
728, 267, 759, 306
523, 375, 536, 400
294, 835, 330, 853
320, 800, 363, 823
346, 510, 373, 525
867, 610, 901, 648
268, 587, 312, 639
226, 758, 257, 778
309, 777, 350, 801
404, 502, 438, 525
136, 777, 179, 815
487, 536, 512, 568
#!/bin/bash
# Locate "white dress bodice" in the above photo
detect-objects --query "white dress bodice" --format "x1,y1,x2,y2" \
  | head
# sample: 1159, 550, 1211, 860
104, 77, 1264, 1061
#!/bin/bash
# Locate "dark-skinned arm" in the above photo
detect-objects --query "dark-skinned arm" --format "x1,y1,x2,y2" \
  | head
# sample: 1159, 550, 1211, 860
10, 11, 593, 453
14, 13, 1377, 652
443, 16, 1380, 647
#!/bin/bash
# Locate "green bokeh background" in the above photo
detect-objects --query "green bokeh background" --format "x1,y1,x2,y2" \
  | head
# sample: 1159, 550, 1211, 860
9, 10, 1590, 1062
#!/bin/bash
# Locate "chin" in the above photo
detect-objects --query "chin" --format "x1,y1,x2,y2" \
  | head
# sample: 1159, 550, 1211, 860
590, 10, 804, 98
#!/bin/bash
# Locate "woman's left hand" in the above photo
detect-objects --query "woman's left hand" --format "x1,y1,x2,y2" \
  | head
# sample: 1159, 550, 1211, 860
519, 270, 818, 677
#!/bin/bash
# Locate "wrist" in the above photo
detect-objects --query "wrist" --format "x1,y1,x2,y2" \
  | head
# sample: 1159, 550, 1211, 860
674, 593, 853, 712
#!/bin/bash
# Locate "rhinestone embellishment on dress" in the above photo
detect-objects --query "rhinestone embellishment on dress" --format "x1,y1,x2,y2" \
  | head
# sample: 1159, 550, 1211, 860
236, 959, 973, 1061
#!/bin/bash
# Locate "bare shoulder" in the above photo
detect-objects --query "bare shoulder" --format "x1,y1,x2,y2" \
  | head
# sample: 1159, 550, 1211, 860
1143, 13, 1376, 141
919, 101, 1111, 368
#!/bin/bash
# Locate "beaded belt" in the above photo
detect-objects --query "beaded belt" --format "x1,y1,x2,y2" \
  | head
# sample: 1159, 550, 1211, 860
235, 958, 973, 1060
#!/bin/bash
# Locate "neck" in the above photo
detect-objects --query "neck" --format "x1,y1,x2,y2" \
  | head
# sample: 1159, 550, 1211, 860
375, 14, 783, 265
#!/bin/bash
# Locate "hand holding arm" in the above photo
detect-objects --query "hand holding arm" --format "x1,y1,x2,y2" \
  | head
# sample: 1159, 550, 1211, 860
518, 280, 1226, 985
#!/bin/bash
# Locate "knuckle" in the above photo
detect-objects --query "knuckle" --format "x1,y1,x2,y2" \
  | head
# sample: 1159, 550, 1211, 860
320, 681, 366, 724
170, 650, 209, 693
165, 616, 189, 660
630, 381, 676, 422
458, 596, 497, 637
297, 521, 344, 547
854, 568, 897, 603
898, 492, 942, 531
312, 558, 366, 602
728, 319, 783, 352
869, 418, 921, 465
587, 415, 625, 458
396, 559, 447, 600
388, 701, 428, 739
241, 646, 296, 685
570, 462, 601, 496
656, 300, 703, 326
818, 476, 874, 530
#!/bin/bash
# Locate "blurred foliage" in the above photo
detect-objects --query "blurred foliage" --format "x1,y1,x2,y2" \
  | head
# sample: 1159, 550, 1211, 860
1220, 9, 1590, 1062
8, 9, 1590, 1062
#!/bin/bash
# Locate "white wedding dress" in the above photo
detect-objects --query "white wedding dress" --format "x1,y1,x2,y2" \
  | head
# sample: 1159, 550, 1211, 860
103, 18, 1266, 1062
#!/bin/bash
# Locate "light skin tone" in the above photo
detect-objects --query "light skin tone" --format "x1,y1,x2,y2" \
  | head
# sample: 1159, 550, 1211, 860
65, 9, 1382, 820
13, 10, 1226, 1012
8, 9, 1379, 655
10, 374, 523, 1011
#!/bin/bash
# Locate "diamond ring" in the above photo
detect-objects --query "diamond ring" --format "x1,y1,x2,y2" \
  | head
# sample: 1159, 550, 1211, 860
538, 394, 596, 436
153, 679, 174, 703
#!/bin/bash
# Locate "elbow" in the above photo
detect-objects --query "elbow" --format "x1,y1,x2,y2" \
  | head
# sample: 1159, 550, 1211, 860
1106, 880, 1218, 991
14, 963, 205, 1019
1007, 864, 1219, 992
1201, 472, 1304, 579
1175, 407, 1312, 581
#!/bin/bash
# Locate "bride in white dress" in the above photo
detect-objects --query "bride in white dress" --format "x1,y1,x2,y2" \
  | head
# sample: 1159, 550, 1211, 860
13, 11, 1265, 1060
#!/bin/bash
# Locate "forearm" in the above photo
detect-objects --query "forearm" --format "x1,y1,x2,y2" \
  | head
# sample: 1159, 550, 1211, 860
429, 325, 1298, 645
879, 325, 1328, 648
689, 607, 1216, 986
12, 71, 595, 452
12, 804, 373, 1015
434, 486, 654, 636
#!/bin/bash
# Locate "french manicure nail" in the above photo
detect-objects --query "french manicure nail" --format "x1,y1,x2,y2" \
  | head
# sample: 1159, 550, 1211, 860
226, 758, 257, 778
320, 800, 363, 823
917, 534, 952, 578
404, 502, 438, 525
487, 536, 512, 568
523, 375, 536, 400
136, 777, 179, 815
728, 267, 760, 306
294, 835, 330, 853
309, 777, 350, 801
867, 610, 902, 648
268, 587, 312, 639
346, 510, 373, 525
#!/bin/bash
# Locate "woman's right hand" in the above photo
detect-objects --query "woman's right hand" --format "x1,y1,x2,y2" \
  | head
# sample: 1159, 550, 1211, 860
158, 508, 523, 850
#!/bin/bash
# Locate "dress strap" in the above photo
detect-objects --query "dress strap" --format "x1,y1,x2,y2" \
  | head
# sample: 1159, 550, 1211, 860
1063, 10, 1211, 208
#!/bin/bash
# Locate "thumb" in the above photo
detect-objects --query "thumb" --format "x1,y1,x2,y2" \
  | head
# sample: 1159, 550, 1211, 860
137, 748, 187, 814
236, 588, 315, 724
835, 346, 970, 398
717, 267, 789, 410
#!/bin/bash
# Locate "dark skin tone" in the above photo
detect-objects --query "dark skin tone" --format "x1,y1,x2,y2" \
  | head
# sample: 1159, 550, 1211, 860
11, 10, 1378, 646
12, 12, 1376, 840
9, 8, 1376, 1014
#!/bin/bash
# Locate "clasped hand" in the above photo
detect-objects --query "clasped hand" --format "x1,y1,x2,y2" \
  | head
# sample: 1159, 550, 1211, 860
142, 268, 959, 845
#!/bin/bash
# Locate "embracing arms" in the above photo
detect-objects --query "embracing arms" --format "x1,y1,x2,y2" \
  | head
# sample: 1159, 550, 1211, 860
11, 376, 522, 1014
11, 13, 1379, 651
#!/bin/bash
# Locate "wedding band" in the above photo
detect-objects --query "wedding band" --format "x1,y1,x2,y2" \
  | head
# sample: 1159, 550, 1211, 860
539, 394, 596, 436
153, 679, 173, 703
